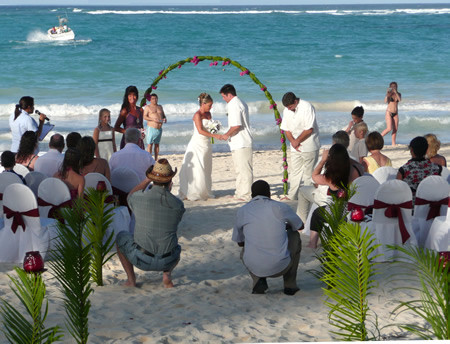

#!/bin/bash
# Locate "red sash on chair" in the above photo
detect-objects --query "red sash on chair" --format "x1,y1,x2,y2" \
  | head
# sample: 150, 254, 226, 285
3, 206, 40, 233
37, 198, 73, 223
373, 200, 413, 244
415, 196, 449, 221
0, 193, 3, 201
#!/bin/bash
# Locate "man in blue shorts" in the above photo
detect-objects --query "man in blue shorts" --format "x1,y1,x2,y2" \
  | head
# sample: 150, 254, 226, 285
143, 94, 166, 160
116, 158, 185, 288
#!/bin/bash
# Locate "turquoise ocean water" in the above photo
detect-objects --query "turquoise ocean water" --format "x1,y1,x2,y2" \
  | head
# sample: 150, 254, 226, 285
0, 4, 449, 153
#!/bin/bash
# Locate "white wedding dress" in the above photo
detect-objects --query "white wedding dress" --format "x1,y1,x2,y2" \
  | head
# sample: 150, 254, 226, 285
178, 119, 214, 201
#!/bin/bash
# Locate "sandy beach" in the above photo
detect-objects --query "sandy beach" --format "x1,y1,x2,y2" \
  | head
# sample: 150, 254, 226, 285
1, 143, 449, 343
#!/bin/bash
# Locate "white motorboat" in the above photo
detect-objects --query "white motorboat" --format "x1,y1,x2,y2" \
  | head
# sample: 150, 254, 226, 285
47, 16, 75, 40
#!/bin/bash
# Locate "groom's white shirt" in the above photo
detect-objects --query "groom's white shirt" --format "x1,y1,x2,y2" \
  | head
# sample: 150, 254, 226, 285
227, 96, 253, 151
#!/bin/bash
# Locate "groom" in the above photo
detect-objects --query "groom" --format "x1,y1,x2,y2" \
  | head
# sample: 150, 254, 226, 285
220, 84, 253, 201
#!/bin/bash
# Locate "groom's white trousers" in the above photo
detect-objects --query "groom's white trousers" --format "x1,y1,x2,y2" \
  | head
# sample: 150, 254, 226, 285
231, 147, 253, 200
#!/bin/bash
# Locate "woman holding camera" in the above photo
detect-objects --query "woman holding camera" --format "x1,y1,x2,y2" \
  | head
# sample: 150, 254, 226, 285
9, 96, 47, 153
381, 81, 401, 146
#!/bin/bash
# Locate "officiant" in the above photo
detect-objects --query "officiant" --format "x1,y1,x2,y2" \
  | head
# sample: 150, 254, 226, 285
9, 96, 49, 153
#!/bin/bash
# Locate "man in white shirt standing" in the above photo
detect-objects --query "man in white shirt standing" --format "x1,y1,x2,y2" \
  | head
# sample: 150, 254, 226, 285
233, 180, 302, 295
34, 134, 65, 177
220, 84, 253, 201
280, 92, 321, 200
109, 128, 155, 182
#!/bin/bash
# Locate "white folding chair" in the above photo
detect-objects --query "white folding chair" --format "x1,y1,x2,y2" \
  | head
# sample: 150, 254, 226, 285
348, 176, 380, 223
0, 172, 23, 217
412, 176, 449, 247
84, 172, 113, 194
372, 166, 398, 184
25, 171, 48, 197
364, 179, 417, 262
424, 193, 450, 252
13, 163, 30, 177
0, 183, 56, 263
84, 173, 131, 243
111, 167, 140, 193
38, 178, 72, 218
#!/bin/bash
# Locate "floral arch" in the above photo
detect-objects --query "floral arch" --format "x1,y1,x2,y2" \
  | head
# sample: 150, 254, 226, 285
141, 55, 289, 194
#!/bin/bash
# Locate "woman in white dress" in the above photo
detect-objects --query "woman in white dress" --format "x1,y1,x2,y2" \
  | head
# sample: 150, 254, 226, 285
178, 93, 221, 201
93, 108, 116, 162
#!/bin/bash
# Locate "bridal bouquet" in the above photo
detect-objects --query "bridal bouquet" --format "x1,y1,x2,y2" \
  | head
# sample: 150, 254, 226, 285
204, 119, 222, 143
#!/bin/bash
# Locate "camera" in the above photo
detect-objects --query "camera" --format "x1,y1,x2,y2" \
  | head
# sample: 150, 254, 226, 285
387, 88, 392, 92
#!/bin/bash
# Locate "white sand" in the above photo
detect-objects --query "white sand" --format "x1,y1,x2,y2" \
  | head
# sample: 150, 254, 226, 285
1, 144, 449, 343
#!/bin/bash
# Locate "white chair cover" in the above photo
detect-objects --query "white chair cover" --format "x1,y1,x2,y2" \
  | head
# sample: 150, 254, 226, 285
111, 167, 140, 193
412, 176, 449, 247
347, 176, 380, 223
441, 167, 450, 184
13, 163, 30, 177
0, 183, 57, 263
363, 179, 417, 262
84, 173, 130, 242
38, 178, 72, 218
372, 166, 398, 184
0, 172, 23, 217
25, 171, 48, 197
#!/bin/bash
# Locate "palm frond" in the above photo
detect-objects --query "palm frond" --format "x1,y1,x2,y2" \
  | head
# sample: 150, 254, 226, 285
0, 267, 63, 343
83, 187, 116, 286
48, 198, 92, 344
320, 222, 381, 341
387, 244, 449, 340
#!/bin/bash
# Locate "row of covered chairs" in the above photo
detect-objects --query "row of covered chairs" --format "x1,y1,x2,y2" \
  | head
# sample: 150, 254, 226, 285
0, 167, 141, 263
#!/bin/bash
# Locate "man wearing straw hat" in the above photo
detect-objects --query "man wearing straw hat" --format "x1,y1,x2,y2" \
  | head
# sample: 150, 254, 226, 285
116, 158, 185, 288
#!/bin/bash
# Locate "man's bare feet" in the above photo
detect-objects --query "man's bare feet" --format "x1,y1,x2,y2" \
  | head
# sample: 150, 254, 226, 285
123, 279, 136, 287
163, 272, 174, 288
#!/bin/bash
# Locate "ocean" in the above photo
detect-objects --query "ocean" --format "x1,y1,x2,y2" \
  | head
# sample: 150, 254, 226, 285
1, 4, 449, 154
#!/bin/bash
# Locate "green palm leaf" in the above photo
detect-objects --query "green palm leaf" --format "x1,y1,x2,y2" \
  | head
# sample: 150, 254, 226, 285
387, 245, 449, 340
320, 222, 381, 341
0, 267, 63, 343
48, 198, 92, 344
83, 187, 116, 286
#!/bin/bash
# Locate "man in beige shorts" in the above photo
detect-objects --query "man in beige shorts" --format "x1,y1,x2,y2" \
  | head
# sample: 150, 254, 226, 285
143, 94, 166, 160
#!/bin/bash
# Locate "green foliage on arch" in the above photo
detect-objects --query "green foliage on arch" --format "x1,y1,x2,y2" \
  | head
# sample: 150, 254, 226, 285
142, 55, 288, 194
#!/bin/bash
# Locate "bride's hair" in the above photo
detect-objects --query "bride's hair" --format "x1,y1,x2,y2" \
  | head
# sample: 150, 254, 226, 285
198, 93, 212, 106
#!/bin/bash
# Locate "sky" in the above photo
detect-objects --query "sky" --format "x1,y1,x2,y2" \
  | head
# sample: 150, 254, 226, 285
3, 0, 450, 6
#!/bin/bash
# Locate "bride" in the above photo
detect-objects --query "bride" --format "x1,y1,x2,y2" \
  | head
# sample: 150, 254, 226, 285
178, 93, 222, 201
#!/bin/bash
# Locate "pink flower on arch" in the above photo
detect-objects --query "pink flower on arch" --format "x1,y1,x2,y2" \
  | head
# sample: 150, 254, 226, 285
178, 64, 182, 69
222, 60, 230, 66
159, 70, 164, 75
151, 85, 157, 90
276, 118, 282, 125
191, 56, 200, 65
261, 86, 267, 91
270, 103, 277, 109
280, 138, 285, 144
282, 157, 287, 162
283, 165, 288, 170
280, 130, 285, 135
145, 94, 152, 101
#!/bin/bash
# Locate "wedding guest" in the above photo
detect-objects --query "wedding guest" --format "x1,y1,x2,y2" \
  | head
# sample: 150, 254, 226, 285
1, 150, 26, 184
344, 106, 365, 151
362, 131, 392, 174
114, 85, 145, 150
116, 159, 184, 288
381, 81, 401, 146
54, 148, 85, 199
109, 128, 155, 182
307, 144, 360, 248
34, 133, 65, 177
425, 133, 447, 167
78, 136, 111, 180
66, 132, 82, 150
9, 96, 47, 153
93, 108, 116, 162
220, 84, 253, 200
233, 180, 302, 295
296, 132, 364, 226
143, 94, 166, 160
15, 131, 39, 171
280, 92, 320, 201
178, 93, 222, 201
397, 136, 442, 203
350, 122, 369, 163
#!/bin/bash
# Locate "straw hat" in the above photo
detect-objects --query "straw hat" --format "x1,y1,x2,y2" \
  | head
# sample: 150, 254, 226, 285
146, 159, 177, 183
